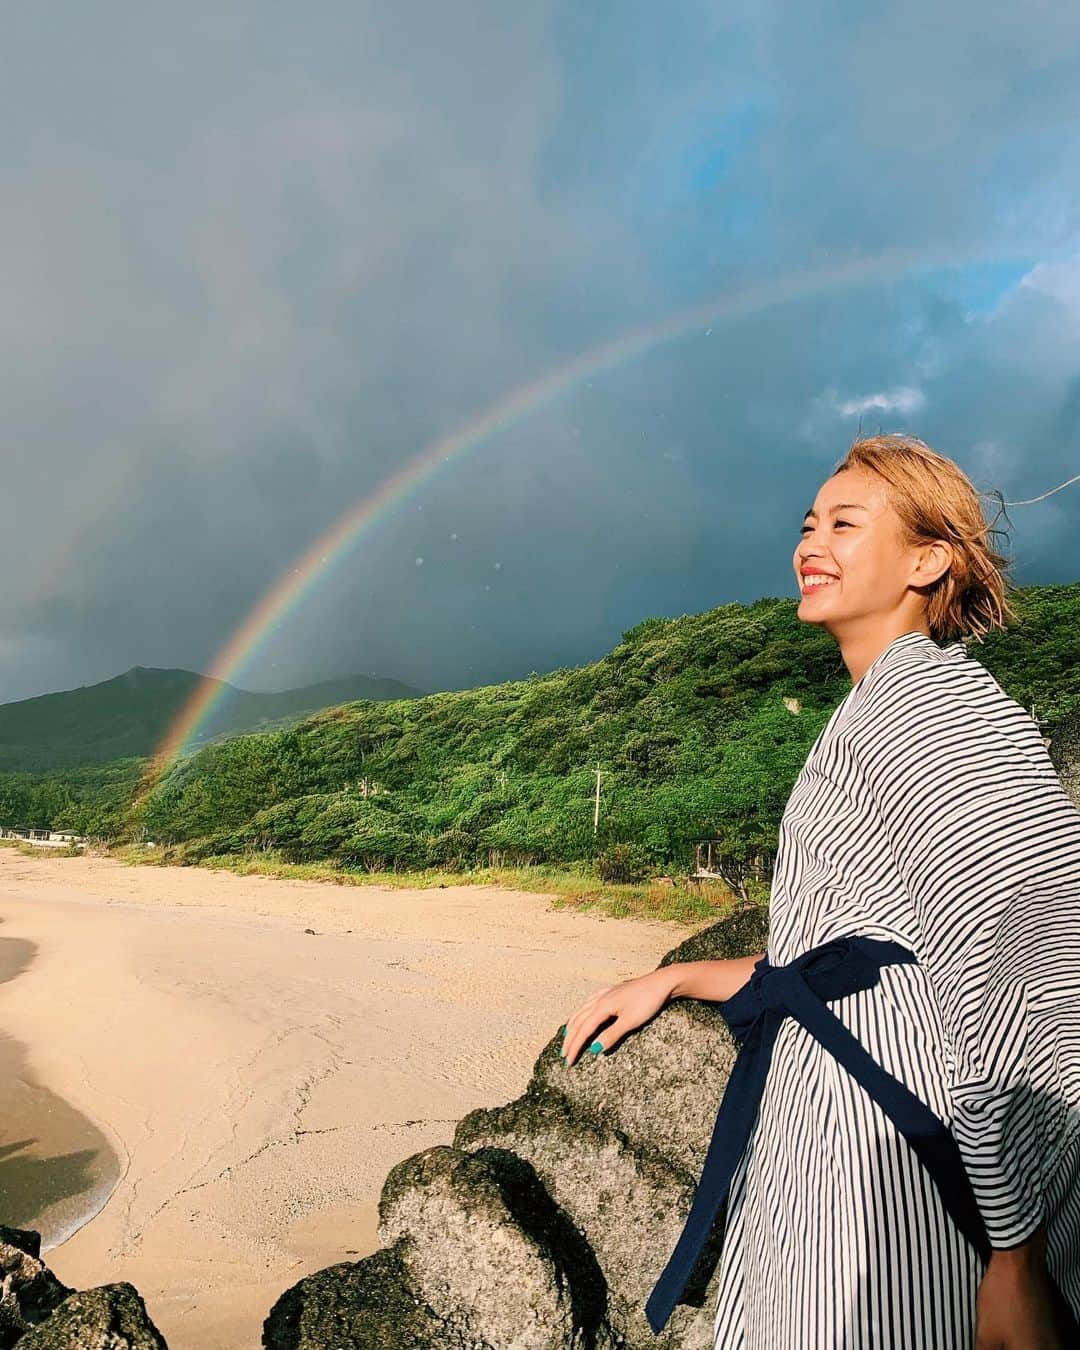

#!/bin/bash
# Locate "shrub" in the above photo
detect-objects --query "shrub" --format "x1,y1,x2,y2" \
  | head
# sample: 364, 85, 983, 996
596, 841, 653, 884
425, 827, 479, 869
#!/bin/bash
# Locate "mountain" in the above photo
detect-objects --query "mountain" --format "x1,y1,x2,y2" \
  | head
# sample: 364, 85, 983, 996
0, 667, 428, 772
129, 580, 1079, 867
4, 580, 1078, 852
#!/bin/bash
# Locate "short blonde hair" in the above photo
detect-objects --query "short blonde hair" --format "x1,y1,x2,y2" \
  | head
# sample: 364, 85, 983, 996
832, 433, 1018, 644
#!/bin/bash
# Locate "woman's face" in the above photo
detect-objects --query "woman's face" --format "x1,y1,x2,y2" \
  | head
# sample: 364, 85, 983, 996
792, 465, 944, 632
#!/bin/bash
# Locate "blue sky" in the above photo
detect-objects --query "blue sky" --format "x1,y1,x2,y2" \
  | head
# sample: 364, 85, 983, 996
2, 2, 1079, 701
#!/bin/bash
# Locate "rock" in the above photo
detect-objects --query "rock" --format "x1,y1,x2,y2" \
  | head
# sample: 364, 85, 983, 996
14, 1284, 166, 1349
0, 1232, 166, 1350
454, 1093, 710, 1346
529, 985, 738, 1180
0, 1230, 41, 1262
0, 1231, 72, 1348
264, 904, 769, 1349
379, 1144, 614, 1349
658, 905, 768, 967
263, 1244, 445, 1349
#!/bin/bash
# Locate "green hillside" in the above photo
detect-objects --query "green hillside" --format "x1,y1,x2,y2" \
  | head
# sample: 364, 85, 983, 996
138, 582, 1080, 873
0, 666, 428, 773
4, 582, 1077, 878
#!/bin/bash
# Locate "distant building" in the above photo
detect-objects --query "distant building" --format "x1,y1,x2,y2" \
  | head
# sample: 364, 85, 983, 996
0, 825, 86, 847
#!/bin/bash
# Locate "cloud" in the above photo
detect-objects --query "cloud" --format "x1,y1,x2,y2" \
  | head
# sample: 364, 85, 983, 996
0, 3, 1079, 702
832, 387, 927, 418
1018, 255, 1080, 312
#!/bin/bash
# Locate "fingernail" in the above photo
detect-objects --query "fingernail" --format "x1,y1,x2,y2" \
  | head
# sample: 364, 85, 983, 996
589, 1041, 604, 1055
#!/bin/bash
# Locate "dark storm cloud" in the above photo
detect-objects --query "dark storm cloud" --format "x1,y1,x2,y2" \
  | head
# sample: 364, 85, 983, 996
2, 2, 1079, 701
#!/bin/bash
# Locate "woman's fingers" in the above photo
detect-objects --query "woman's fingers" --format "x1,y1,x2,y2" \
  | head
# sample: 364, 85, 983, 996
560, 991, 617, 1066
559, 970, 672, 1065
562, 1021, 611, 1067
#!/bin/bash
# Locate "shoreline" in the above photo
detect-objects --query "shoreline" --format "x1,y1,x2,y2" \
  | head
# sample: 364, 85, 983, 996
0, 848, 685, 1348
0, 932, 124, 1250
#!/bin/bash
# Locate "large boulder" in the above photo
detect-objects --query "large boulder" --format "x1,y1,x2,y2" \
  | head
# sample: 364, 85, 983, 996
452, 1089, 710, 1347
0, 1229, 166, 1350
0, 1228, 72, 1348
379, 1144, 613, 1350
14, 1285, 165, 1349
262, 1244, 447, 1349
264, 903, 768, 1349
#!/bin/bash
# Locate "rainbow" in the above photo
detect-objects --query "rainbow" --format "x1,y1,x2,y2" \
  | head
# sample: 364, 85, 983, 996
151, 245, 986, 772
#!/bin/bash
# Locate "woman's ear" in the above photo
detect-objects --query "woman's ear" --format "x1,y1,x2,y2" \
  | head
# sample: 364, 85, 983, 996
912, 539, 953, 588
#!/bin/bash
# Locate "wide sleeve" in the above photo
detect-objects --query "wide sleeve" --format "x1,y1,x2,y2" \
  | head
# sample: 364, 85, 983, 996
841, 658, 1080, 1249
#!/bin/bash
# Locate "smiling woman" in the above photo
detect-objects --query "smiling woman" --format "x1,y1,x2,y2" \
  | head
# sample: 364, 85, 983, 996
792, 434, 1017, 683
563, 434, 1080, 1348
704, 437, 1079, 1345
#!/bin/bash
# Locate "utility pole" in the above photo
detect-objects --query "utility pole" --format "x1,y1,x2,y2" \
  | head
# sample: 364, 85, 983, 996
593, 763, 602, 834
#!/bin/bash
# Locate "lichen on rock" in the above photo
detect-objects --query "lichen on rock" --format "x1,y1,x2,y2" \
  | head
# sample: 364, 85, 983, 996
14, 1285, 166, 1350
0, 1229, 166, 1350
0, 1227, 72, 1348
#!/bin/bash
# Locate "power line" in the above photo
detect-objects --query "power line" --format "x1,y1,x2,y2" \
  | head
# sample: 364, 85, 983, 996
1002, 471, 1080, 507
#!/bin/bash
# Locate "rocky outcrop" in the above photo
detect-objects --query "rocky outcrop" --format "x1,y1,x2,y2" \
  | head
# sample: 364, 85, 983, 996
379, 1145, 612, 1350
14, 1286, 165, 1349
264, 903, 769, 1349
0, 1227, 166, 1349
0, 1228, 72, 1348
263, 1243, 453, 1350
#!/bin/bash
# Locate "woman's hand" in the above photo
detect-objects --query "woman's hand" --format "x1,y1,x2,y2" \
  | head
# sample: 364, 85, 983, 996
559, 967, 676, 1066
975, 1229, 1068, 1349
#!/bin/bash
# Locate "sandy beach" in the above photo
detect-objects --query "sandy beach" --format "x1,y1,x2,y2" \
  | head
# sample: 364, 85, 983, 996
0, 849, 687, 1349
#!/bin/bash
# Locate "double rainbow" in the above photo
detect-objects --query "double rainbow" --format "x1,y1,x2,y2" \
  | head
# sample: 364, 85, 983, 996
151, 246, 976, 773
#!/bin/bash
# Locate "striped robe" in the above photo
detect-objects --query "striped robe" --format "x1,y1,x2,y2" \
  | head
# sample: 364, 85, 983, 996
712, 629, 1080, 1348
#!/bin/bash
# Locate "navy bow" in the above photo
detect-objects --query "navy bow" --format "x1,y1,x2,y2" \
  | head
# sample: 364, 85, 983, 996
644, 934, 991, 1335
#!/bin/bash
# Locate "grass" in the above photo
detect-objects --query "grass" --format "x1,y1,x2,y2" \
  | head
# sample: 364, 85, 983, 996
106, 843, 762, 925
0, 837, 85, 858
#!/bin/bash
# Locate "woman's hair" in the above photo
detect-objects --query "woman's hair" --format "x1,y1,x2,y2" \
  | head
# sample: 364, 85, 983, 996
831, 433, 1018, 644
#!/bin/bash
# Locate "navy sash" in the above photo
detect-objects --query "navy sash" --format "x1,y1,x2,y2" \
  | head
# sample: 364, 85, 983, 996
644, 934, 991, 1335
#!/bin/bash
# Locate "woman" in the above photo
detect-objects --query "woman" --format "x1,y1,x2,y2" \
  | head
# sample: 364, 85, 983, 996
559, 435, 1080, 1348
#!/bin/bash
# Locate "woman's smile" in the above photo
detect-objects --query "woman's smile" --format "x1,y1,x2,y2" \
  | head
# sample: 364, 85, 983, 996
799, 573, 839, 595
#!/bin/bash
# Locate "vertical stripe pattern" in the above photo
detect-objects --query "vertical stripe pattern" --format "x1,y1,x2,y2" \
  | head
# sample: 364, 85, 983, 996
712, 629, 1080, 1348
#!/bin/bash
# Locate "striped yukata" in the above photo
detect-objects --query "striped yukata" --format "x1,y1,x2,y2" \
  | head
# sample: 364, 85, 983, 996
711, 628, 1080, 1348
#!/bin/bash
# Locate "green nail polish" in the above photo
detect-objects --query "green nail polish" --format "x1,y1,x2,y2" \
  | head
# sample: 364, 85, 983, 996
589, 1041, 604, 1055
558, 1024, 567, 1034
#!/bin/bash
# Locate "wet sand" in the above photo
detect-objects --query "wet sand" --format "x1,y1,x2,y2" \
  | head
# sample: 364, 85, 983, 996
0, 932, 122, 1248
0, 849, 687, 1349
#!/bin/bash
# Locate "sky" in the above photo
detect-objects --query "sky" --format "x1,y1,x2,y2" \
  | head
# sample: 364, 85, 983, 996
3, 1, 1080, 703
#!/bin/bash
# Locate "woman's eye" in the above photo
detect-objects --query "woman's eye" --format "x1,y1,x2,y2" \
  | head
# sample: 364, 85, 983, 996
799, 520, 850, 535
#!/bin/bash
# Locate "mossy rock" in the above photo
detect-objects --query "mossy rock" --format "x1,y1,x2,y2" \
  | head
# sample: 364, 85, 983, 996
263, 1243, 444, 1349
15, 1285, 166, 1349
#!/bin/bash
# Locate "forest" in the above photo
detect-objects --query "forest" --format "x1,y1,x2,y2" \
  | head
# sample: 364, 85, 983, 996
2, 583, 1077, 884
